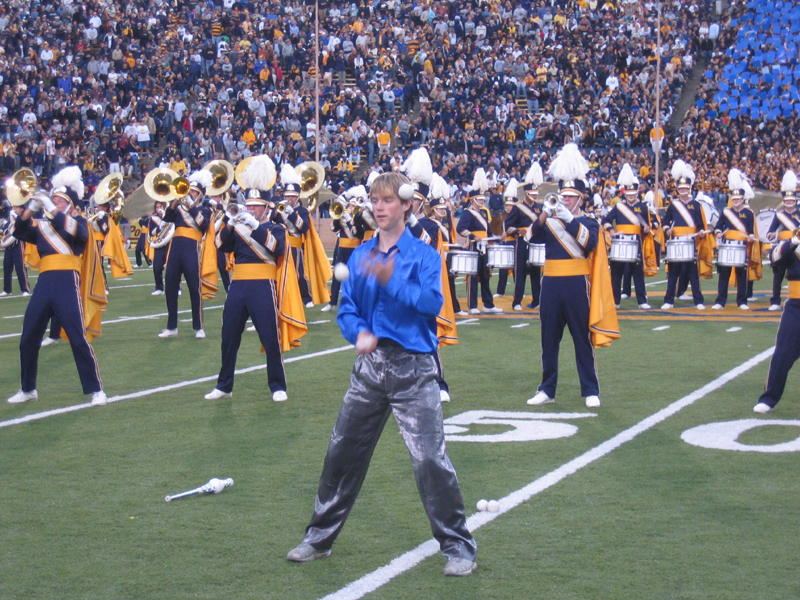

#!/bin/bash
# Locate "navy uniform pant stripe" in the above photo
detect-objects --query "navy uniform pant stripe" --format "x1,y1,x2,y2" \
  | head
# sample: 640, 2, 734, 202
291, 246, 313, 304
759, 299, 800, 408
4, 243, 30, 293
19, 270, 102, 394
538, 275, 599, 398
216, 278, 286, 394
165, 237, 203, 330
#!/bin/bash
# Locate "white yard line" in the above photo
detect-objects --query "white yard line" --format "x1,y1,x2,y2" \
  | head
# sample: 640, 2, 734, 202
510, 323, 530, 329
0, 305, 226, 338
653, 326, 670, 331
645, 279, 668, 287
0, 344, 354, 430
319, 346, 775, 600
727, 327, 742, 332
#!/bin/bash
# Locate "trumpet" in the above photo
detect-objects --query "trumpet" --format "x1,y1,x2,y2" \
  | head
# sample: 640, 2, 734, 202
543, 193, 561, 210
275, 200, 289, 215
226, 203, 244, 221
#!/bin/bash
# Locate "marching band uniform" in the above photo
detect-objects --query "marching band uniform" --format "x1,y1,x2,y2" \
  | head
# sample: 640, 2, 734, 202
767, 171, 799, 311
456, 169, 502, 315
603, 165, 653, 309
206, 198, 290, 401
494, 193, 517, 298
275, 165, 317, 307
432, 199, 463, 315
506, 170, 543, 310
527, 144, 618, 409
212, 201, 231, 293
661, 160, 708, 310
1, 208, 31, 296
159, 171, 215, 338
147, 202, 172, 295
8, 181, 107, 406
713, 171, 755, 310
324, 190, 364, 312
754, 236, 800, 413
90, 206, 110, 290
135, 214, 152, 268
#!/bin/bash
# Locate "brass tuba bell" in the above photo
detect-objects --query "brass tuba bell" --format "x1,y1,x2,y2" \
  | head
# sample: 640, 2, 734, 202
331, 197, 348, 220
295, 161, 326, 213
144, 168, 180, 202
202, 159, 235, 197
5, 168, 39, 206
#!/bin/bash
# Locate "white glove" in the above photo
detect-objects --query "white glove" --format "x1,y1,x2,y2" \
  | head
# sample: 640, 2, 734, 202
242, 212, 260, 229
362, 201, 373, 212
542, 202, 556, 216
283, 203, 294, 216
26, 198, 42, 213
555, 204, 574, 223
407, 213, 418, 227
157, 208, 165, 217
341, 211, 352, 223
40, 194, 57, 213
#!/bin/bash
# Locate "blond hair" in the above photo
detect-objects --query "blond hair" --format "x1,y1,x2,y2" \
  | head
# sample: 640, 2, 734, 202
369, 172, 413, 219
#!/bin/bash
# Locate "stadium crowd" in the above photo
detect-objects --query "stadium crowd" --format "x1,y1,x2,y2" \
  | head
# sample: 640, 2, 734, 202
0, 0, 784, 215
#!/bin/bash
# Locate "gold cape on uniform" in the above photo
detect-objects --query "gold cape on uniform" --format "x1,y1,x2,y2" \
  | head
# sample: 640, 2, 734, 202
302, 218, 332, 305
588, 237, 620, 348
102, 219, 133, 278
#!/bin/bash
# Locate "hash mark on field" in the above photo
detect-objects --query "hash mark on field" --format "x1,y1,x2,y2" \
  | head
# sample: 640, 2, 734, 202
653, 325, 670, 331
727, 327, 742, 332
2, 314, 23, 319
308, 320, 331, 325
319, 347, 776, 600
0, 345, 355, 430
645, 279, 668, 287
456, 318, 480, 325
511, 323, 529, 329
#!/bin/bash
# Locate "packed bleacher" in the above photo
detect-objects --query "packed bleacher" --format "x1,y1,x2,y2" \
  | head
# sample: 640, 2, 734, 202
0, 0, 765, 213
676, 0, 800, 205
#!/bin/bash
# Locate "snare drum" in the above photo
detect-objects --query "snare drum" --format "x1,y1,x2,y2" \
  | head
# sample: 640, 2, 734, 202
756, 209, 777, 243
446, 250, 479, 276
717, 239, 748, 267
665, 236, 697, 262
527, 243, 545, 266
486, 244, 515, 269
609, 234, 640, 263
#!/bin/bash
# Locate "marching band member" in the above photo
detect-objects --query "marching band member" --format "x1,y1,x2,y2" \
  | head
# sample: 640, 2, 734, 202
276, 165, 314, 307
286, 172, 477, 576
429, 173, 463, 316
93, 180, 133, 285
766, 170, 799, 311
753, 230, 800, 413
404, 150, 458, 402
135, 213, 153, 268
7, 173, 107, 406
89, 195, 111, 290
505, 163, 544, 310
158, 169, 216, 339
457, 168, 502, 314
210, 196, 231, 293
1, 204, 31, 297
323, 188, 364, 313
660, 160, 710, 310
603, 164, 653, 309
494, 181, 518, 298
527, 143, 618, 409
712, 170, 755, 310
147, 201, 173, 295
205, 155, 307, 402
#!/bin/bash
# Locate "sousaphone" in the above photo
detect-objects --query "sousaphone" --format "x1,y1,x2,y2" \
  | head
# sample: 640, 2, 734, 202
202, 159, 235, 197
295, 161, 325, 213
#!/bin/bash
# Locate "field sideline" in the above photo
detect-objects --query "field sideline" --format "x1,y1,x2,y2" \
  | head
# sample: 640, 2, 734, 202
1, 257, 799, 600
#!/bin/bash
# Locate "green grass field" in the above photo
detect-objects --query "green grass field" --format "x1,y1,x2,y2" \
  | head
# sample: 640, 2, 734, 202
1, 259, 799, 600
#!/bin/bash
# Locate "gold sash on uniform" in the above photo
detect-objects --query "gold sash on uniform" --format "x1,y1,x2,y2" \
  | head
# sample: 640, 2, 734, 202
200, 232, 218, 299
